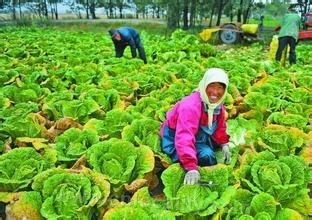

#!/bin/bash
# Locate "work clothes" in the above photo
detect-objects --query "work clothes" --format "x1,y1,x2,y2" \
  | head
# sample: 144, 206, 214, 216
160, 91, 229, 171
278, 12, 301, 41
276, 11, 301, 64
275, 36, 297, 64
110, 27, 147, 64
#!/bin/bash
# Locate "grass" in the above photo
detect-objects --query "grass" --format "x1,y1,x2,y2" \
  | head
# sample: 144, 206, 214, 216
0, 16, 170, 36
51, 20, 170, 36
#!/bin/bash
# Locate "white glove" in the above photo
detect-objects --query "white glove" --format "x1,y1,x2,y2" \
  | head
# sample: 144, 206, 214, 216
222, 144, 231, 165
184, 170, 200, 185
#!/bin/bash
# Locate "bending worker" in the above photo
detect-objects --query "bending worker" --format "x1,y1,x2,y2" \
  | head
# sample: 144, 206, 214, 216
275, 5, 301, 65
108, 27, 147, 64
160, 68, 231, 185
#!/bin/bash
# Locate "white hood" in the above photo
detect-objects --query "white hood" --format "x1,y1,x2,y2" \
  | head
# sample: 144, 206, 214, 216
198, 68, 229, 128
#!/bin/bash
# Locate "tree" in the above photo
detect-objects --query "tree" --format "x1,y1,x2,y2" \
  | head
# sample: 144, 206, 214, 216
237, 0, 243, 22
242, 0, 254, 24
89, 0, 96, 19
107, 0, 114, 18
229, 0, 234, 21
114, 0, 131, 18
133, 0, 148, 18
167, 0, 181, 28
297, 0, 312, 15
266, 1, 287, 17
49, 0, 61, 19
149, 0, 164, 18
252, 2, 265, 20
182, 0, 189, 29
216, 0, 229, 26
65, 0, 84, 18
236, 0, 255, 24
209, 0, 217, 27
189, 0, 196, 27
11, 0, 17, 19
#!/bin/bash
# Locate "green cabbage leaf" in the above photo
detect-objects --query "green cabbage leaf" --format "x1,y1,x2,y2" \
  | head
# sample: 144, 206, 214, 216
55, 128, 99, 164
86, 138, 154, 190
32, 167, 110, 220
0, 147, 55, 192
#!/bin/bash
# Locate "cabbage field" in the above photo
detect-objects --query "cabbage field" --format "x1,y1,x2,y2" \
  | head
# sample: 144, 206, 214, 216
0, 27, 311, 219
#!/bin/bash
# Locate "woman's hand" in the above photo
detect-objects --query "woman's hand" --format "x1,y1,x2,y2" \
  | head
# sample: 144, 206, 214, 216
184, 170, 200, 185
222, 144, 231, 164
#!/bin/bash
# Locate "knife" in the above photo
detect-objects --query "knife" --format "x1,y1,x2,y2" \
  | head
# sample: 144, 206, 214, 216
197, 180, 218, 187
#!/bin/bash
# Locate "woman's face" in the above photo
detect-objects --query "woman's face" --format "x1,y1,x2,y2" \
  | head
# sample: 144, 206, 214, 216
205, 82, 225, 103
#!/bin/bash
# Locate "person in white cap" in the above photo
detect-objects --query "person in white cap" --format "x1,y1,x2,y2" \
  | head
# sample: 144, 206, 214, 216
160, 68, 231, 185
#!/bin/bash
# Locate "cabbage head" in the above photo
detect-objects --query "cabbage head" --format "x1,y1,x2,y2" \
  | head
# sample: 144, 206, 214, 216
121, 118, 161, 153
87, 138, 154, 189
161, 164, 232, 216
1, 191, 43, 220
55, 128, 99, 164
42, 97, 101, 123
126, 97, 162, 119
103, 187, 175, 220
102, 109, 133, 138
238, 151, 311, 211
0, 147, 55, 192
256, 125, 308, 157
32, 167, 110, 220
266, 112, 308, 130
275, 208, 305, 220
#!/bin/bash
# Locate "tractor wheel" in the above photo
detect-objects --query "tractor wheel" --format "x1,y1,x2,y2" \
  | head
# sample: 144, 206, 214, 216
219, 24, 241, 44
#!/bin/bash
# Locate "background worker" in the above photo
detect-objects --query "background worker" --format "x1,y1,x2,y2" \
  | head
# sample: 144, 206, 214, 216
275, 5, 301, 65
160, 68, 231, 185
108, 27, 147, 64
259, 14, 264, 32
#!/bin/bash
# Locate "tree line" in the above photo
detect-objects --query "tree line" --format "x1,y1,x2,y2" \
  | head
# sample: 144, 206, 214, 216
0, 0, 305, 28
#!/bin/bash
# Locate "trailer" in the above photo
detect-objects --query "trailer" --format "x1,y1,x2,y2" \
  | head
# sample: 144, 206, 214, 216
299, 30, 312, 40
292, 2, 312, 40
199, 23, 259, 44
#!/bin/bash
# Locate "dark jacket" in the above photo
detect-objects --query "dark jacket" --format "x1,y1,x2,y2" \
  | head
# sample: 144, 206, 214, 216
110, 27, 147, 63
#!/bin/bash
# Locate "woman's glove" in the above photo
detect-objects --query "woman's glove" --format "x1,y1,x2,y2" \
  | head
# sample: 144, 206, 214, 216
184, 170, 200, 185
222, 144, 231, 165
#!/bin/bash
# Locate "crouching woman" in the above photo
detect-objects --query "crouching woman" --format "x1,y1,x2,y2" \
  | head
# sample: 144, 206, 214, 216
160, 68, 231, 185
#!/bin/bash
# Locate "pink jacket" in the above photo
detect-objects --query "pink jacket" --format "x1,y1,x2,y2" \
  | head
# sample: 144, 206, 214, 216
160, 91, 229, 170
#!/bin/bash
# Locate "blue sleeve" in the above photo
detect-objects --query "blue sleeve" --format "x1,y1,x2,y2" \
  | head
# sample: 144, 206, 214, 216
119, 28, 137, 58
